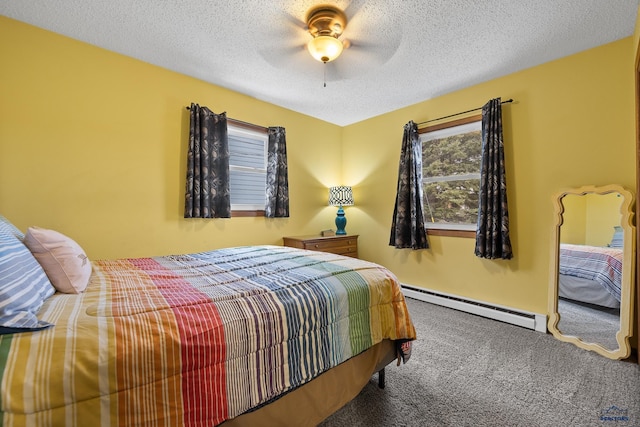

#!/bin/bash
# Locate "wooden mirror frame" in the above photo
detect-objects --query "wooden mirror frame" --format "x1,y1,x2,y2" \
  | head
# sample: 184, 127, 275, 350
548, 184, 636, 359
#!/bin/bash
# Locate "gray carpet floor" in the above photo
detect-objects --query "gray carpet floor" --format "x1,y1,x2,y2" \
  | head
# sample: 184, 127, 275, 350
557, 298, 620, 351
320, 297, 640, 427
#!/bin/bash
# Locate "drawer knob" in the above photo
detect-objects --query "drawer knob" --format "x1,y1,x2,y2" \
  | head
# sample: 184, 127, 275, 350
314, 244, 319, 248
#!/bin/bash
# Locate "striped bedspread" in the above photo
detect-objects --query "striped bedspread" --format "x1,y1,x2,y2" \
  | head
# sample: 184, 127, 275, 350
0, 245, 416, 426
559, 243, 623, 301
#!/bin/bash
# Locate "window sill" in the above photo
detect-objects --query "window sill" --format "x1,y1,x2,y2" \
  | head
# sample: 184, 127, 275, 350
426, 229, 475, 238
232, 210, 265, 217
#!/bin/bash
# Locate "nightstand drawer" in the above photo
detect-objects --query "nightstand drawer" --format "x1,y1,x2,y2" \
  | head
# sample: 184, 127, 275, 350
306, 242, 357, 256
283, 235, 359, 258
304, 239, 356, 251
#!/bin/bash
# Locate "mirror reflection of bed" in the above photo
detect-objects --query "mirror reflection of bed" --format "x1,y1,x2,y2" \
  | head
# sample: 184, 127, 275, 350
549, 184, 635, 360
556, 191, 625, 352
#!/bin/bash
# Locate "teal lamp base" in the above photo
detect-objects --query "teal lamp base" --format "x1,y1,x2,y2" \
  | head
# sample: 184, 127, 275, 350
335, 205, 347, 235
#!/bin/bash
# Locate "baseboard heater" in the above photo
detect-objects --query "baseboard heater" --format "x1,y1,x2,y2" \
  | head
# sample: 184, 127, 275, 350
401, 284, 547, 333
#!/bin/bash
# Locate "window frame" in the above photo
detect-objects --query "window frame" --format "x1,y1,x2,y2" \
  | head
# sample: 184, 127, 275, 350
227, 118, 268, 217
418, 114, 482, 238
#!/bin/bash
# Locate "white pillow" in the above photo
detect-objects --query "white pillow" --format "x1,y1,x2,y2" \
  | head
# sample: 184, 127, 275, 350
24, 227, 92, 294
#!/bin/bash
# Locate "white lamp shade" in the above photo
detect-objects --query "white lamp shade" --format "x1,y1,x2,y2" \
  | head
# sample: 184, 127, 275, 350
307, 36, 344, 63
329, 186, 354, 206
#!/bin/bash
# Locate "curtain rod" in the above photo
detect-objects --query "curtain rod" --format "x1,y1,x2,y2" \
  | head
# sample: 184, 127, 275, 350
416, 98, 514, 126
185, 106, 268, 132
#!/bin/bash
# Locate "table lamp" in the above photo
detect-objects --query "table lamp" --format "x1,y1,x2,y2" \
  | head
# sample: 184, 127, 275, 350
328, 186, 354, 235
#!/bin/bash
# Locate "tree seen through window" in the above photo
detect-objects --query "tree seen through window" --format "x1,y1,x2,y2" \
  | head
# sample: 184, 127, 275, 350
420, 118, 481, 230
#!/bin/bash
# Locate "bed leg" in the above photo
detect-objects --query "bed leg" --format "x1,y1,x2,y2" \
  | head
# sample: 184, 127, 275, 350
377, 367, 385, 389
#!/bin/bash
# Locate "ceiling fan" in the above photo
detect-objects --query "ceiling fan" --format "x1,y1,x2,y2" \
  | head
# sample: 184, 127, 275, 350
259, 2, 402, 84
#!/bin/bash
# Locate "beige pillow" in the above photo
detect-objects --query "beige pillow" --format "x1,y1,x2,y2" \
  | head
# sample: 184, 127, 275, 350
23, 226, 92, 294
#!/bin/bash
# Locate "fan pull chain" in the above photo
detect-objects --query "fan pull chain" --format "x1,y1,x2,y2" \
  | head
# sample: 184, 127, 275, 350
323, 62, 327, 88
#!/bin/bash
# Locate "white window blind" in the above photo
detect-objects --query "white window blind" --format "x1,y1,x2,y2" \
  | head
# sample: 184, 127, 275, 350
228, 125, 267, 211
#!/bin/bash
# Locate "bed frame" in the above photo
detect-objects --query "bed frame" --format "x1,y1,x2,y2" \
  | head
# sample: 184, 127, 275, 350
221, 340, 396, 426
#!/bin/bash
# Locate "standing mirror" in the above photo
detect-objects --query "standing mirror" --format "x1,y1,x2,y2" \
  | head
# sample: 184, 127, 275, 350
548, 184, 636, 359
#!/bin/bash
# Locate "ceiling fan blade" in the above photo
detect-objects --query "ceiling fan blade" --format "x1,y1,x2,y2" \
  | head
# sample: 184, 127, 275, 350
258, 42, 308, 70
326, 34, 402, 81
329, 2, 403, 80
257, 9, 310, 71
343, 0, 367, 22
348, 36, 401, 57
280, 10, 307, 31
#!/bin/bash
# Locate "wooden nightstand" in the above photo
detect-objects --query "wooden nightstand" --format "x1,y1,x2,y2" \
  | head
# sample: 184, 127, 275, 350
283, 235, 359, 258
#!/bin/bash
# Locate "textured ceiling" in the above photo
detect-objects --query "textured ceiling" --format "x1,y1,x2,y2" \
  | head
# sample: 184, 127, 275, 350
1, 0, 638, 126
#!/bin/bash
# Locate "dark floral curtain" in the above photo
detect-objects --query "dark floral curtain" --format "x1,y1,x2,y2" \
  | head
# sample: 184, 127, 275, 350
389, 120, 429, 249
184, 103, 231, 218
265, 126, 289, 218
475, 98, 513, 259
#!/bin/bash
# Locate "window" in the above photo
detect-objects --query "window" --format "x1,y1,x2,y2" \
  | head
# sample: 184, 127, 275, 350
228, 122, 268, 216
419, 115, 482, 236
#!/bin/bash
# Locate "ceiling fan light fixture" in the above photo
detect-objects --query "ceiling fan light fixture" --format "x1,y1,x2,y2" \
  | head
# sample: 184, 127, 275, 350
307, 35, 344, 63
305, 5, 348, 63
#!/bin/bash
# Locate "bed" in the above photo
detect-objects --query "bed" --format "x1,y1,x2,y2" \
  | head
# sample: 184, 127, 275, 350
0, 216, 416, 427
558, 243, 623, 309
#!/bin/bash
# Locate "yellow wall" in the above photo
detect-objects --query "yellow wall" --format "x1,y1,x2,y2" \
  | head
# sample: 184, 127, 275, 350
0, 16, 342, 259
560, 193, 622, 246
559, 195, 587, 245
0, 16, 636, 317
585, 193, 624, 246
342, 37, 635, 315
